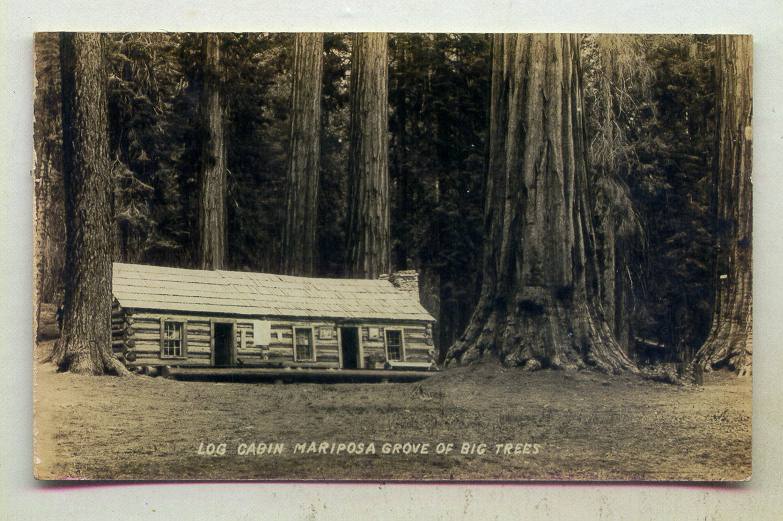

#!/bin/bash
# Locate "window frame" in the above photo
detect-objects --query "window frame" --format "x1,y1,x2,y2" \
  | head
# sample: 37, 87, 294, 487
384, 328, 405, 362
292, 326, 317, 362
160, 318, 188, 359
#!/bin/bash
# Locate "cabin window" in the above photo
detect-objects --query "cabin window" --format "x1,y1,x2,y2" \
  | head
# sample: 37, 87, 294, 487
161, 320, 186, 358
294, 327, 315, 361
385, 330, 404, 361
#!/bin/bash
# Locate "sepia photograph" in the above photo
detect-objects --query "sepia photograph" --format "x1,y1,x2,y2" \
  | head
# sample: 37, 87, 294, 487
32, 31, 752, 481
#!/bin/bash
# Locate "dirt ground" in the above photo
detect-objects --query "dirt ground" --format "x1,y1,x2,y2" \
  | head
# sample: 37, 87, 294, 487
33, 340, 751, 481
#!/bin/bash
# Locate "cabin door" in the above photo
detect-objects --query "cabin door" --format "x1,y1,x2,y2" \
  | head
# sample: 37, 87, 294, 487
339, 327, 360, 369
213, 322, 235, 367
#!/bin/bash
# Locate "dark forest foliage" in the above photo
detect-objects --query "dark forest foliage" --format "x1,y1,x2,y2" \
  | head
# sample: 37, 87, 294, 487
581, 35, 717, 361
35, 33, 723, 364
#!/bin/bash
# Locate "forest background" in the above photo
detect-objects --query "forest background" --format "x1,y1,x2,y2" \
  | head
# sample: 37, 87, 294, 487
34, 33, 723, 365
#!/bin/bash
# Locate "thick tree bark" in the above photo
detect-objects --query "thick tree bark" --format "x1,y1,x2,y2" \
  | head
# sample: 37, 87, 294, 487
447, 34, 635, 373
693, 35, 753, 376
49, 33, 128, 375
346, 33, 391, 279
197, 33, 227, 271
281, 33, 323, 276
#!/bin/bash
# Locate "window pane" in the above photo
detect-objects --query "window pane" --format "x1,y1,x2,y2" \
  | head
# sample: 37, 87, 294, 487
163, 321, 183, 357
295, 329, 313, 361
386, 330, 402, 361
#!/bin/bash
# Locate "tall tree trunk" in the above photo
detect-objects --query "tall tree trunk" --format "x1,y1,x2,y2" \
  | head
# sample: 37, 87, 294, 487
597, 219, 617, 333
34, 33, 64, 328
33, 138, 51, 335
693, 35, 753, 376
48, 33, 128, 375
594, 42, 618, 341
447, 34, 635, 373
593, 179, 639, 355
346, 33, 390, 279
197, 33, 227, 271
614, 249, 633, 351
587, 37, 643, 356
391, 36, 410, 270
281, 33, 323, 276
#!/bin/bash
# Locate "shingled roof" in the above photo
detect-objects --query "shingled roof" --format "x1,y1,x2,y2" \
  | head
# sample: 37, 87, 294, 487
112, 263, 435, 322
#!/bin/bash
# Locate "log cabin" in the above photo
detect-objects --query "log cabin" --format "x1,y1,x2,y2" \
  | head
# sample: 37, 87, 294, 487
111, 263, 437, 371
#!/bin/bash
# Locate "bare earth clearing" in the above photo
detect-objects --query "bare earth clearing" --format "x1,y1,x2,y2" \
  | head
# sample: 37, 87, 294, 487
33, 340, 750, 481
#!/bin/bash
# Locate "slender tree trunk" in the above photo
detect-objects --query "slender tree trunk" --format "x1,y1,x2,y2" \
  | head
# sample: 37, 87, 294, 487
594, 182, 638, 355
197, 33, 227, 271
589, 38, 640, 355
48, 33, 128, 375
595, 44, 618, 339
447, 34, 635, 373
41, 160, 66, 304
281, 33, 323, 276
693, 35, 753, 376
597, 220, 617, 331
391, 36, 409, 269
614, 248, 632, 351
346, 33, 390, 279
33, 139, 51, 335
34, 33, 63, 330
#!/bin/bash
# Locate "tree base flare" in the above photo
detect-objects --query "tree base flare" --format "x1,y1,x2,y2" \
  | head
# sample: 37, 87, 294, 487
692, 338, 752, 377
692, 312, 752, 377
447, 293, 638, 375
47, 335, 132, 376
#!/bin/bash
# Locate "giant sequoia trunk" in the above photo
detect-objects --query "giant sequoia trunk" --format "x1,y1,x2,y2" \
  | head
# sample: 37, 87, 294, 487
197, 33, 227, 271
693, 35, 753, 376
281, 33, 323, 276
49, 33, 128, 375
447, 34, 635, 373
345, 33, 391, 279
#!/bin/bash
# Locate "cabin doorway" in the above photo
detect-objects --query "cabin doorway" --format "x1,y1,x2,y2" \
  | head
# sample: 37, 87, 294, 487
340, 327, 360, 369
213, 323, 235, 367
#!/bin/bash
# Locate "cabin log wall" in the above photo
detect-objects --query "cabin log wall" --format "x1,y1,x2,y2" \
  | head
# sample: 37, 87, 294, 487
121, 309, 433, 369
111, 299, 135, 357
359, 325, 433, 364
